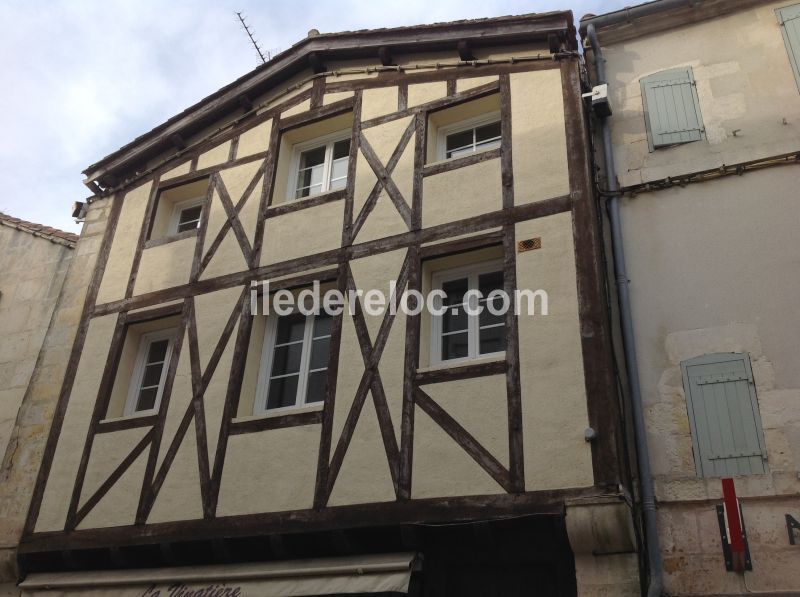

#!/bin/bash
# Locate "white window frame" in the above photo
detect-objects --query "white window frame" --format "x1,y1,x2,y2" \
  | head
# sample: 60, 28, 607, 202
430, 259, 505, 366
254, 311, 331, 414
123, 328, 178, 417
287, 130, 352, 201
436, 111, 502, 161
168, 196, 205, 235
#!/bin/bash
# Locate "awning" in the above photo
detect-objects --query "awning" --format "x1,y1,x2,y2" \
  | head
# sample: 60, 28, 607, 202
20, 552, 418, 596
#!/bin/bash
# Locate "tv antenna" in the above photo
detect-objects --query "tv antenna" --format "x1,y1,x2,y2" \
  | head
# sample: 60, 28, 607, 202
236, 11, 267, 64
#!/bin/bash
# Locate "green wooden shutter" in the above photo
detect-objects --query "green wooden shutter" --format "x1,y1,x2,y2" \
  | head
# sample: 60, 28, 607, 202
681, 354, 768, 478
778, 4, 800, 91
640, 68, 704, 151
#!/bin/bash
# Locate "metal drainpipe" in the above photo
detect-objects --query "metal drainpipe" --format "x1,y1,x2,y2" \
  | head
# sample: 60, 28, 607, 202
586, 23, 664, 597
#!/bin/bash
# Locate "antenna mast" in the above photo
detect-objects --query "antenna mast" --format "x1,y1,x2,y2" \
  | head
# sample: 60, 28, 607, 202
236, 11, 267, 64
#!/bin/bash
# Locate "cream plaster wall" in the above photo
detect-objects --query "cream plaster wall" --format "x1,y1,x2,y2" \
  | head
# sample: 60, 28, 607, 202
327, 249, 406, 507
361, 86, 399, 122
217, 425, 320, 516
510, 69, 570, 204
133, 239, 194, 296
599, 0, 800, 187
355, 115, 416, 243
35, 314, 118, 532
419, 374, 509, 469
407, 81, 447, 108
516, 213, 594, 490
236, 119, 272, 158
96, 181, 152, 305
161, 160, 192, 181
457, 75, 499, 92
196, 140, 231, 171
260, 200, 344, 266
323, 90, 354, 106
422, 158, 502, 228
78, 426, 150, 510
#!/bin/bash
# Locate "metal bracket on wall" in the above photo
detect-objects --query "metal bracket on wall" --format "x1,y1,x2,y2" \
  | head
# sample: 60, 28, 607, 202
716, 502, 753, 572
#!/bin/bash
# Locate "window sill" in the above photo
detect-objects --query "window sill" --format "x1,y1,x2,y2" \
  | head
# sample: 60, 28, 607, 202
416, 357, 506, 385
230, 403, 324, 434
423, 147, 501, 177
144, 228, 198, 249
266, 188, 346, 218
97, 412, 159, 433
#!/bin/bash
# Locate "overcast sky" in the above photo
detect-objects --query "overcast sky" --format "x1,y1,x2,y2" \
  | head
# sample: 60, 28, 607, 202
0, 0, 628, 232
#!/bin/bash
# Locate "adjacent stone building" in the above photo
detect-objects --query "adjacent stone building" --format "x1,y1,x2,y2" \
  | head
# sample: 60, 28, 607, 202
583, 0, 800, 594
0, 215, 77, 589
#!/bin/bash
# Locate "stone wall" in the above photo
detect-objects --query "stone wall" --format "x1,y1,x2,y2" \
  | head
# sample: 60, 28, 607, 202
0, 200, 110, 584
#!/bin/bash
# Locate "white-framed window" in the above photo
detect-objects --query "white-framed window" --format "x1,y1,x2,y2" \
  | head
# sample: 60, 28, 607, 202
169, 196, 204, 235
288, 131, 351, 200
437, 112, 501, 161
124, 329, 178, 416
430, 260, 506, 365
254, 310, 333, 412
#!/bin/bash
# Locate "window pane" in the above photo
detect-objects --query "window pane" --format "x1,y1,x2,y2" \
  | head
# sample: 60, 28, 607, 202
313, 313, 332, 338
141, 363, 164, 388
479, 325, 506, 354
296, 146, 326, 199
475, 121, 501, 143
333, 139, 351, 160
449, 146, 477, 159
445, 129, 473, 156
305, 370, 328, 403
441, 278, 468, 307
309, 337, 330, 370
299, 145, 326, 168
295, 182, 323, 199
272, 343, 303, 376
329, 157, 348, 189
135, 387, 158, 412
478, 270, 503, 295
275, 314, 306, 344
147, 339, 169, 363
177, 220, 198, 233
295, 164, 324, 198
443, 305, 467, 334
267, 375, 299, 409
178, 205, 202, 227
475, 138, 501, 152
442, 331, 469, 361
479, 298, 504, 327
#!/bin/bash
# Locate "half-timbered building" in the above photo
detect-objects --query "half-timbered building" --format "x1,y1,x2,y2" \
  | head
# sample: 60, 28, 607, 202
16, 12, 640, 596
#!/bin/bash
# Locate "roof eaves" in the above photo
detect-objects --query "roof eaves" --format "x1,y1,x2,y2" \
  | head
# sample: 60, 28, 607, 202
0, 213, 78, 248
580, 0, 767, 42
82, 10, 573, 186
